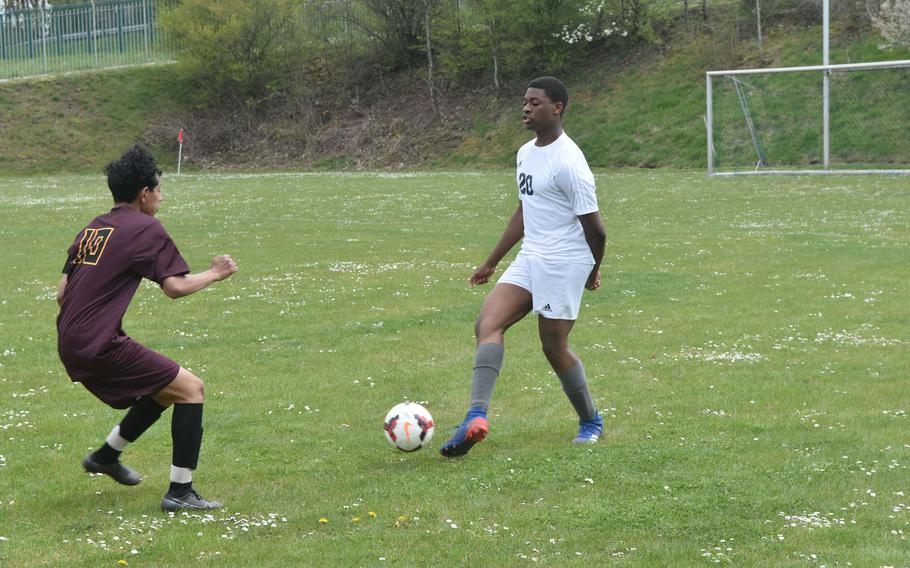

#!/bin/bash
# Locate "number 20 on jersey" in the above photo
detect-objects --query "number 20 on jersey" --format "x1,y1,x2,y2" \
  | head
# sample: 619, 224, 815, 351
518, 173, 534, 195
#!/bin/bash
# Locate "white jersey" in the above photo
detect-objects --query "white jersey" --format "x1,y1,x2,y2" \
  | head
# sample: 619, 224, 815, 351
515, 132, 598, 263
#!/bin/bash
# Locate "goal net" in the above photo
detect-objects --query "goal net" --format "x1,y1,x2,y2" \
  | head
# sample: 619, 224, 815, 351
706, 60, 910, 175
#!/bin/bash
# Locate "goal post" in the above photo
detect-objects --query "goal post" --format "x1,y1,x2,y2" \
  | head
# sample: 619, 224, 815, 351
706, 59, 910, 176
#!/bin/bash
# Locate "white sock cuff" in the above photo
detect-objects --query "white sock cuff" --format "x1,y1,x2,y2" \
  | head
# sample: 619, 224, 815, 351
106, 425, 130, 451
170, 465, 193, 484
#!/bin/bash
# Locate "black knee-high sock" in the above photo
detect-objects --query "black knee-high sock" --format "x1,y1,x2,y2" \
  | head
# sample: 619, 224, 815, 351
120, 396, 168, 441
93, 396, 167, 464
172, 403, 204, 471
169, 403, 203, 496
92, 442, 121, 465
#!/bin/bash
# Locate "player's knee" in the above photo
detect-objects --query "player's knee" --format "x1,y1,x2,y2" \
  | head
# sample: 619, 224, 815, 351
540, 342, 558, 361
175, 371, 205, 403
473, 317, 485, 338
475, 317, 501, 342
540, 339, 566, 361
188, 376, 205, 403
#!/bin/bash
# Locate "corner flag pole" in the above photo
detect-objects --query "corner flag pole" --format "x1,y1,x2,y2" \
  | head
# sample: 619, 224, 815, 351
177, 129, 184, 175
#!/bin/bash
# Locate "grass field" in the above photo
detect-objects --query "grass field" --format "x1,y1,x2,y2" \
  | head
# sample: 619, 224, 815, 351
0, 170, 908, 566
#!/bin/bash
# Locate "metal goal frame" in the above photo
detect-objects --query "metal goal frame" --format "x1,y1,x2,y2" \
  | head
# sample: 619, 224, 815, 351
706, 59, 910, 176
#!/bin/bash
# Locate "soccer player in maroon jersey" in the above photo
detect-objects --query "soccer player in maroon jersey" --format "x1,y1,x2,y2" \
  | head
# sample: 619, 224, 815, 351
56, 145, 238, 511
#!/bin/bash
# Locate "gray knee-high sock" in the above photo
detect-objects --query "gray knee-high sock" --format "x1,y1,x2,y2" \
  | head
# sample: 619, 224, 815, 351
469, 343, 504, 411
557, 360, 597, 420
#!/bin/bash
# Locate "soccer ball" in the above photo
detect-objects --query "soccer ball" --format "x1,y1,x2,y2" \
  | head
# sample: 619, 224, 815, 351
383, 402, 435, 452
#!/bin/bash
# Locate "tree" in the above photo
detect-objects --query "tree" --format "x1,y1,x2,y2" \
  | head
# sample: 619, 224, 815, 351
161, 0, 300, 107
755, 0, 763, 52
357, 0, 425, 71
421, 0, 441, 115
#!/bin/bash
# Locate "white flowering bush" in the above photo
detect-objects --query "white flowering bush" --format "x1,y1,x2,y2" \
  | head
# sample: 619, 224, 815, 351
555, 0, 648, 46
557, 21, 630, 45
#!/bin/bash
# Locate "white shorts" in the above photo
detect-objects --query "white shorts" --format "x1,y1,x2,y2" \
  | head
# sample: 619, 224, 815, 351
498, 253, 594, 320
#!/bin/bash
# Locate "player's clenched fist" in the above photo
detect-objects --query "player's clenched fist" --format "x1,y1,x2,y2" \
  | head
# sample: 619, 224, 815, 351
211, 254, 238, 280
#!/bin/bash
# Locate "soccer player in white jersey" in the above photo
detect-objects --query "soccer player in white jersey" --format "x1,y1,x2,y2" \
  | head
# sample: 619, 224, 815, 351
441, 76, 607, 457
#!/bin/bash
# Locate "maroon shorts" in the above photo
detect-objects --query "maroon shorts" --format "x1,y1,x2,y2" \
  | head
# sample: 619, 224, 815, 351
59, 337, 180, 410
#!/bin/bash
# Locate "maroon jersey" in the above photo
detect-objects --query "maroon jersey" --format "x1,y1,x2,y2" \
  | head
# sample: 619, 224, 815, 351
57, 206, 190, 408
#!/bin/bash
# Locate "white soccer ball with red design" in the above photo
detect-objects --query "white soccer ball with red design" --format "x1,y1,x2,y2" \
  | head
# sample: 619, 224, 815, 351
383, 402, 435, 452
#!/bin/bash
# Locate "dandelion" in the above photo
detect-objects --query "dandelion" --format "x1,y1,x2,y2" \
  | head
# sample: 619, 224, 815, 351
368, 511, 377, 518
118, 561, 128, 566
319, 518, 328, 524
352, 517, 360, 523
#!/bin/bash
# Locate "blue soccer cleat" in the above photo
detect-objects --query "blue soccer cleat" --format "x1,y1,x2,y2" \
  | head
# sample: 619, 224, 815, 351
440, 407, 489, 458
572, 414, 603, 444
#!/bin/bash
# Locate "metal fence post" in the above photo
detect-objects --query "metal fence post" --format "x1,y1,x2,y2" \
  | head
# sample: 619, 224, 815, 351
26, 11, 35, 59
55, 6, 65, 57
0, 15, 7, 61
91, 0, 98, 67
117, 2, 125, 53
41, 7, 48, 74
143, 0, 151, 61
84, 5, 92, 55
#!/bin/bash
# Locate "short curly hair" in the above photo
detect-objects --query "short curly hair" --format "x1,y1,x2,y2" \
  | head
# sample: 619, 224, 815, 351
527, 76, 569, 117
104, 145, 162, 203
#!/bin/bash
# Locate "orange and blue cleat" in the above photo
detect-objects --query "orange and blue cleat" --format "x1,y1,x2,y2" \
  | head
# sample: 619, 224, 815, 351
440, 407, 489, 458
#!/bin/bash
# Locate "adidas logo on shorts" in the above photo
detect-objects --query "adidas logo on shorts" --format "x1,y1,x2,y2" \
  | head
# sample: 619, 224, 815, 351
541, 304, 552, 312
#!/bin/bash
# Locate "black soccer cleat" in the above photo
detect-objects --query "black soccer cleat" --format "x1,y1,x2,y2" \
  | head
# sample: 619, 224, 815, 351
82, 454, 142, 486
161, 489, 222, 512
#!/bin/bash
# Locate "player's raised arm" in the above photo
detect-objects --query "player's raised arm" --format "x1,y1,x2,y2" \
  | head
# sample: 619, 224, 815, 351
161, 254, 238, 299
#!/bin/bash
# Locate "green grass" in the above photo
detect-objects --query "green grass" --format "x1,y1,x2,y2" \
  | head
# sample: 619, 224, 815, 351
0, 170, 908, 565
0, 64, 183, 175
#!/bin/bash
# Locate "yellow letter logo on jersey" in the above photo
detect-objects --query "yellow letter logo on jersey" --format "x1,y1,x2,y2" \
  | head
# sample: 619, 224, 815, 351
74, 227, 114, 266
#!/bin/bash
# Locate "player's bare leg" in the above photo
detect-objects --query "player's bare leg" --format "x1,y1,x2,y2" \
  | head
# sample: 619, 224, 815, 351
441, 284, 531, 457
538, 317, 602, 444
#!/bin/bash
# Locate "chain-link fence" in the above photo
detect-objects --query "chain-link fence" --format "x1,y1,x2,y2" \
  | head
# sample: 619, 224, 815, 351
0, 0, 174, 80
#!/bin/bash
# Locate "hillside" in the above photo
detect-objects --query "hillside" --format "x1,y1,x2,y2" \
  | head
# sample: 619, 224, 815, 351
0, 26, 906, 175
0, 64, 183, 175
